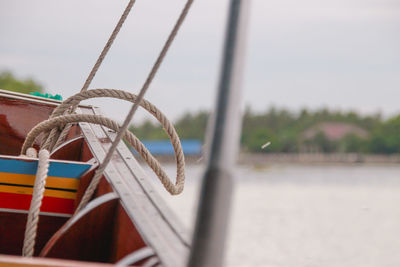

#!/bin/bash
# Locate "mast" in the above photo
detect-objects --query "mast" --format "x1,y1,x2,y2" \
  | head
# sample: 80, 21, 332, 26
187, 0, 250, 266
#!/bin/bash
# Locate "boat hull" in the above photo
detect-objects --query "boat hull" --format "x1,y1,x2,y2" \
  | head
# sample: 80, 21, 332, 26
0, 89, 189, 266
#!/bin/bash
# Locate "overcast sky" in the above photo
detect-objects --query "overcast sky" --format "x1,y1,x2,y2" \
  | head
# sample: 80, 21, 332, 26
0, 0, 399, 123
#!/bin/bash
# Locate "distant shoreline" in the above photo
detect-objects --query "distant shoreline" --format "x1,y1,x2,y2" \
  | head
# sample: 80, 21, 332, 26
138, 153, 400, 165
238, 153, 400, 165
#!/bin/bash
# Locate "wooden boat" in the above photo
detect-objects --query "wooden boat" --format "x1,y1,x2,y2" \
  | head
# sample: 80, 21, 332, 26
0, 89, 190, 266
0, 0, 250, 265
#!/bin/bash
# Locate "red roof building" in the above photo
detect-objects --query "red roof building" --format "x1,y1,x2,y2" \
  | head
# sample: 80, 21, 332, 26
303, 122, 368, 141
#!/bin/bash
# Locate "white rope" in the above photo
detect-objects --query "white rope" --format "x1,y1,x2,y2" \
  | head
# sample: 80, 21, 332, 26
40, 0, 138, 151
42, 0, 194, 152
22, 149, 50, 257
21, 113, 185, 196
20, 89, 185, 216
73, 0, 194, 212
26, 147, 38, 158
20, 0, 194, 256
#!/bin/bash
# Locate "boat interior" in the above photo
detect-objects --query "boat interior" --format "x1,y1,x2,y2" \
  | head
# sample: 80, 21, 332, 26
0, 90, 188, 266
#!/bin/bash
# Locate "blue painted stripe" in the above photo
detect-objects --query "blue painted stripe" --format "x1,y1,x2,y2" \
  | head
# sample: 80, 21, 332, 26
132, 139, 202, 155
0, 157, 92, 178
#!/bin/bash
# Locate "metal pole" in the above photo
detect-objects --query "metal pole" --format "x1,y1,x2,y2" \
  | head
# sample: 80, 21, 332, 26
187, 0, 250, 266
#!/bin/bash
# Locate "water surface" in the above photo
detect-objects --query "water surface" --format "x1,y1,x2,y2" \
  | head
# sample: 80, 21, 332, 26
146, 163, 400, 267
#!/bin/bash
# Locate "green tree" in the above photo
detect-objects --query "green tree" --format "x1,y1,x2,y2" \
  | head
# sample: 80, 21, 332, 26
128, 106, 400, 155
0, 71, 44, 94
129, 120, 167, 140
340, 134, 367, 153
368, 115, 400, 154
175, 111, 209, 140
129, 110, 209, 141
308, 131, 336, 153
243, 127, 279, 153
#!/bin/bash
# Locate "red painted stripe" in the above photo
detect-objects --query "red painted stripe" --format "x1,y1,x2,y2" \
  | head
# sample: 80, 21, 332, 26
0, 192, 74, 214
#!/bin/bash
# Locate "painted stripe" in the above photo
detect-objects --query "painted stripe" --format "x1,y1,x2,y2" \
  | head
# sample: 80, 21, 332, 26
0, 173, 79, 190
0, 182, 76, 193
0, 208, 71, 218
0, 184, 76, 199
0, 157, 92, 178
0, 192, 75, 214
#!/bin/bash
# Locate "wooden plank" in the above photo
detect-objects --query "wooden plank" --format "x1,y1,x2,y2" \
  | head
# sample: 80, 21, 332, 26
0, 89, 92, 156
0, 96, 54, 155
0, 212, 68, 256
0, 89, 91, 108
108, 204, 146, 262
50, 136, 85, 162
40, 193, 119, 262
91, 107, 190, 245
0, 156, 92, 215
0, 254, 114, 266
0, 156, 92, 178
0, 191, 75, 214
78, 106, 189, 267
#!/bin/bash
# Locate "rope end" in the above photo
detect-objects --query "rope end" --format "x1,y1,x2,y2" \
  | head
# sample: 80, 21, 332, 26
26, 148, 38, 158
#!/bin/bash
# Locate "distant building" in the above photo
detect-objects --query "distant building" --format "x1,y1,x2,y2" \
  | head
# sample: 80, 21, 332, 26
301, 122, 369, 153
303, 122, 368, 141
133, 139, 202, 155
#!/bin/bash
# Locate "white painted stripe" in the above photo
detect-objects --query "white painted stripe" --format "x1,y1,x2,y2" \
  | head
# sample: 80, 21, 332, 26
0, 208, 72, 218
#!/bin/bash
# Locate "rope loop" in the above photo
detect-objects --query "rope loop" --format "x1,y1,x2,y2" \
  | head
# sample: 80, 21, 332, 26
20, 0, 193, 258
21, 106, 185, 195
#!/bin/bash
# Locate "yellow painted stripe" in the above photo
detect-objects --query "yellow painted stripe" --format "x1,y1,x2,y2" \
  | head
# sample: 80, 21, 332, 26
0, 172, 79, 190
0, 185, 76, 199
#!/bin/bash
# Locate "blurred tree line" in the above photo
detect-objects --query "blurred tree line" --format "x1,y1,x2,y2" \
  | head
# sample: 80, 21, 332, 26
2, 71, 398, 154
0, 71, 43, 94
130, 107, 400, 154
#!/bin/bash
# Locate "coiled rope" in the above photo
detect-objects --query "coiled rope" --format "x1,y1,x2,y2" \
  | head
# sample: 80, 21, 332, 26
21, 89, 185, 197
21, 0, 194, 257
20, 91, 186, 256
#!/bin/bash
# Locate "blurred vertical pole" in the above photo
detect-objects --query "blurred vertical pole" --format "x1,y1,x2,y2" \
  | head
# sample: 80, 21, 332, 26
187, 0, 250, 267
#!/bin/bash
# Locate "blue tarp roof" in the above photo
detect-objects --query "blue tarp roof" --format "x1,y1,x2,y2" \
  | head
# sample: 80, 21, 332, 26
132, 139, 202, 155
